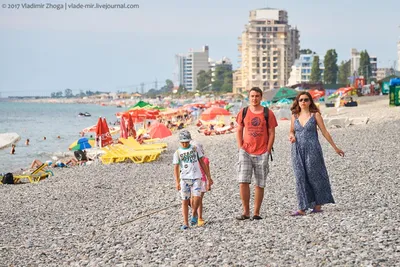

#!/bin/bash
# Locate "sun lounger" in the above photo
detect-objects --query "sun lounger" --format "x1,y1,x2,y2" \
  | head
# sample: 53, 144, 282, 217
100, 145, 161, 164
11, 164, 53, 184
119, 137, 167, 150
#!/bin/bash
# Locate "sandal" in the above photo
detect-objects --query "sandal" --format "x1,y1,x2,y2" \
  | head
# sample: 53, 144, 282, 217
252, 215, 263, 220
311, 209, 323, 213
290, 211, 306, 217
198, 219, 205, 227
180, 225, 189, 230
235, 215, 250, 220
190, 216, 198, 226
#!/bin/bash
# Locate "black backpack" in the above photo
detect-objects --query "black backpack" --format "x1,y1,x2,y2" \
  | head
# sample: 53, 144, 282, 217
2, 173, 14, 184
241, 106, 274, 161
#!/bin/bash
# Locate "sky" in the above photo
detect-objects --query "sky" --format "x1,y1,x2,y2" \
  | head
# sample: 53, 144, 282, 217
0, 0, 399, 97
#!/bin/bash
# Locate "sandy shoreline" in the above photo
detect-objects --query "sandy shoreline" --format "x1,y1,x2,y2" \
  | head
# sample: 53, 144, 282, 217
1, 97, 399, 266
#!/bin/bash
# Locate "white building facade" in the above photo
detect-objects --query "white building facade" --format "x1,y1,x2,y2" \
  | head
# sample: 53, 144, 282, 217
287, 54, 324, 86
176, 46, 210, 91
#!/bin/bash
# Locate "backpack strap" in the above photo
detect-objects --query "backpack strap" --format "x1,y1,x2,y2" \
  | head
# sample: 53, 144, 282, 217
263, 107, 269, 129
241, 107, 248, 126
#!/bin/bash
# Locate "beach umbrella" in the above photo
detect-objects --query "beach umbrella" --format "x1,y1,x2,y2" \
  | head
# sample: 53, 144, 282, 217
95, 117, 113, 147
120, 113, 134, 139
148, 122, 172, 139
68, 137, 95, 151
276, 98, 293, 105
265, 87, 299, 102
200, 106, 231, 121
308, 89, 325, 99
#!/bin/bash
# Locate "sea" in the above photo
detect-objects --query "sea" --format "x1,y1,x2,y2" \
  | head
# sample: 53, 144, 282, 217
0, 101, 123, 173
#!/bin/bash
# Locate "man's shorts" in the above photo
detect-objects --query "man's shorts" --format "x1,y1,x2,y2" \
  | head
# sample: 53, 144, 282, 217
180, 179, 202, 200
237, 149, 269, 188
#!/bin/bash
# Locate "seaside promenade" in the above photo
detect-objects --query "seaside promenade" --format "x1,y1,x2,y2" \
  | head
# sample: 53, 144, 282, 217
0, 97, 399, 266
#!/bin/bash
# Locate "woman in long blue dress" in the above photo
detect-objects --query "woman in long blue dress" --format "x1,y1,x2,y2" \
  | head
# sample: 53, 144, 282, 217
289, 92, 344, 216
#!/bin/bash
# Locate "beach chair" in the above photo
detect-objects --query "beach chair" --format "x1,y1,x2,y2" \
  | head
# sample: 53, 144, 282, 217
120, 137, 167, 150
100, 145, 161, 164
114, 145, 161, 163
12, 164, 53, 184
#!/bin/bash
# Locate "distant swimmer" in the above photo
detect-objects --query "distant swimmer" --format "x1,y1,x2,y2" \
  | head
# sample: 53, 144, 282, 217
10, 144, 15, 154
26, 138, 30, 146
43, 136, 47, 140
57, 136, 61, 139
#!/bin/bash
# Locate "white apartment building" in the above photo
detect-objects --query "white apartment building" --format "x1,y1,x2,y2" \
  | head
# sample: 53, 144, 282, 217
398, 40, 400, 72
210, 57, 232, 82
287, 54, 325, 86
176, 46, 210, 91
351, 48, 377, 79
233, 8, 300, 93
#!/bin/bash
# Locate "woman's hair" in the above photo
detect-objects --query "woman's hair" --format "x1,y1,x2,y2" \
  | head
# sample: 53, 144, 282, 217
290, 91, 320, 115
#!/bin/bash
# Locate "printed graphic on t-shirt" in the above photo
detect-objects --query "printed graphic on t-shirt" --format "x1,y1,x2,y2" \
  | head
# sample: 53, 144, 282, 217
247, 116, 264, 138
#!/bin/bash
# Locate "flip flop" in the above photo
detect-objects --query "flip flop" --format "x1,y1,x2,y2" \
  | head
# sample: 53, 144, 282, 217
190, 216, 198, 226
180, 225, 189, 230
290, 211, 306, 217
252, 215, 263, 220
311, 209, 324, 213
235, 215, 250, 220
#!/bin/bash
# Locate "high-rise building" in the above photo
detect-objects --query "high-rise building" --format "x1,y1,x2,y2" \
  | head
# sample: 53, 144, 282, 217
176, 46, 210, 91
233, 8, 300, 94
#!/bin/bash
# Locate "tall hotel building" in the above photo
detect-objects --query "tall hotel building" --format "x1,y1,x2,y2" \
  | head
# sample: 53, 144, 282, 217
233, 8, 300, 93
176, 46, 210, 91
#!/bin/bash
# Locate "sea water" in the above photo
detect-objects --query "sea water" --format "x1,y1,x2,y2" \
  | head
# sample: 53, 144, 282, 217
0, 101, 122, 172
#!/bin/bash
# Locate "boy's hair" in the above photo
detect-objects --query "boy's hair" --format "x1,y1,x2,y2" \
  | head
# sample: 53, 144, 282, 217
249, 87, 263, 97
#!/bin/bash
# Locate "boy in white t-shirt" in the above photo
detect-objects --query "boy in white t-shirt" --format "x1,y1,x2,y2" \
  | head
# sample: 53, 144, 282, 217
173, 130, 213, 230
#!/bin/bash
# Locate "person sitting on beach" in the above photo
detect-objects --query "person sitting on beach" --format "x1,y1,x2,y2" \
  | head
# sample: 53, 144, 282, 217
190, 140, 211, 227
173, 130, 213, 230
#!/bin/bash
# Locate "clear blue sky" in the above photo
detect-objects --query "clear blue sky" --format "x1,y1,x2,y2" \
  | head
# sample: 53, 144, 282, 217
0, 0, 399, 97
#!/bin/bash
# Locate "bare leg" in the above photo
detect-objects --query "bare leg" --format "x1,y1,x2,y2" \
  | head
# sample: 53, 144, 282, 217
198, 193, 205, 220
182, 199, 189, 226
191, 196, 201, 218
239, 183, 250, 216
254, 186, 264, 216
30, 159, 43, 169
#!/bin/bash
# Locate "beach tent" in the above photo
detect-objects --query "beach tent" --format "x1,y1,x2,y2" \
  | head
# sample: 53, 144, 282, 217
148, 122, 172, 139
265, 87, 299, 102
200, 107, 231, 121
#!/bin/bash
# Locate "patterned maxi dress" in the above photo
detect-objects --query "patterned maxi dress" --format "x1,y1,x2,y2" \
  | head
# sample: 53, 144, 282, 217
291, 114, 335, 210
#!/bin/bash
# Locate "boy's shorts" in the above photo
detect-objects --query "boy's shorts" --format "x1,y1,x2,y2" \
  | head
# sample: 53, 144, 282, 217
200, 180, 207, 193
237, 149, 269, 188
180, 179, 202, 200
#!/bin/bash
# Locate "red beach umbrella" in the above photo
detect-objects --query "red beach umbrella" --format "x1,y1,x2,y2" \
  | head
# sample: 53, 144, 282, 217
95, 117, 113, 147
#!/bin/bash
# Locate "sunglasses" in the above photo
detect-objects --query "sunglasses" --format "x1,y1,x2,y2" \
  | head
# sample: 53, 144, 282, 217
299, 98, 310, 102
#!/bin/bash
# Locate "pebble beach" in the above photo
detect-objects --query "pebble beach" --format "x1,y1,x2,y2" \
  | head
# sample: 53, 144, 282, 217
1, 96, 399, 266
